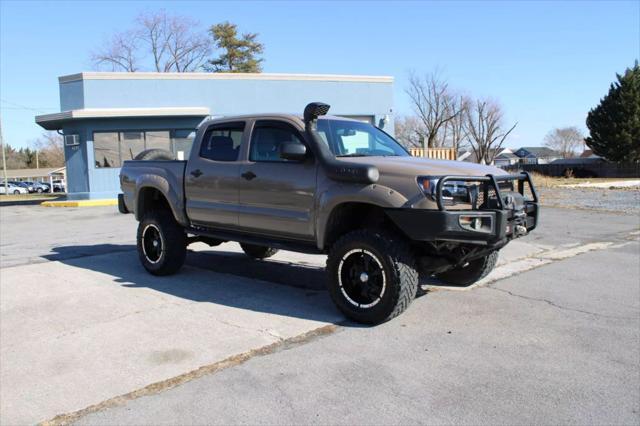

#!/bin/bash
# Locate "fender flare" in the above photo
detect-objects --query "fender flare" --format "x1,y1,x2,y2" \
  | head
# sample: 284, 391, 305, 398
315, 182, 409, 249
134, 174, 189, 227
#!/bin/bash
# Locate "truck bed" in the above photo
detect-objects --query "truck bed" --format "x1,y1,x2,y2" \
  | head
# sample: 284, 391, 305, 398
120, 159, 187, 216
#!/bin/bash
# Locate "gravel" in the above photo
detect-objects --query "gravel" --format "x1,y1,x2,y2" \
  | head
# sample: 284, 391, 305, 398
538, 186, 640, 214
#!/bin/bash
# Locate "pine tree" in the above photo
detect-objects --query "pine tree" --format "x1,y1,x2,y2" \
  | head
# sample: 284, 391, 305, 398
585, 62, 640, 162
206, 22, 264, 73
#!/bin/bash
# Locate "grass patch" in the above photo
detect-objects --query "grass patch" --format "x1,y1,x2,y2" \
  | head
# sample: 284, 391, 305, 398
529, 172, 638, 189
0, 193, 61, 202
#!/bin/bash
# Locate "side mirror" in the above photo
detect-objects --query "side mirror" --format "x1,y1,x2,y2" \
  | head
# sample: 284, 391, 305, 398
280, 142, 307, 161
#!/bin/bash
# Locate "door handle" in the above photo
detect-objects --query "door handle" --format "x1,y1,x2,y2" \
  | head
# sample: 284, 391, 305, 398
241, 171, 257, 181
190, 169, 203, 178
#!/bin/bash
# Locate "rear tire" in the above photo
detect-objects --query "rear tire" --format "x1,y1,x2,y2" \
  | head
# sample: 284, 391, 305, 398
134, 149, 176, 161
435, 250, 499, 286
137, 210, 187, 275
326, 229, 418, 325
240, 243, 279, 259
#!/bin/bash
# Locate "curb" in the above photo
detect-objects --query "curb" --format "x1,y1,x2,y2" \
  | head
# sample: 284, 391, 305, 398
41, 199, 118, 208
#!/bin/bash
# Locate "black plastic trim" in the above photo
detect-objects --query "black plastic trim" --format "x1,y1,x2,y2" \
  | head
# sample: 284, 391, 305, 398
187, 226, 322, 254
118, 193, 129, 214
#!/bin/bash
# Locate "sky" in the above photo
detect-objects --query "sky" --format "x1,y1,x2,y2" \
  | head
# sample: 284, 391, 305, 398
0, 0, 638, 149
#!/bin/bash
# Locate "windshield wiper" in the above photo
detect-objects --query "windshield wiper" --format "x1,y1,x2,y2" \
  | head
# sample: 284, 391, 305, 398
336, 153, 367, 157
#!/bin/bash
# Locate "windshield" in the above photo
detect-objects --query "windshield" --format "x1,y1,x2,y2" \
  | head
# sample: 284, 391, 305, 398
316, 119, 409, 157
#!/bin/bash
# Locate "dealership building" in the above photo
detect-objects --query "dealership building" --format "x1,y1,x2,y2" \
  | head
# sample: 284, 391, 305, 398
35, 72, 394, 199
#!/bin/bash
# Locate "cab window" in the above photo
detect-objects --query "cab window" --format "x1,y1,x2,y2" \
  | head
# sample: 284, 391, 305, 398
200, 122, 245, 162
250, 122, 305, 162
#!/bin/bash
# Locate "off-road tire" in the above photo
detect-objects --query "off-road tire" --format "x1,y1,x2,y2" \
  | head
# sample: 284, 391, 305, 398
240, 243, 279, 259
134, 149, 176, 161
435, 250, 499, 286
326, 229, 418, 325
137, 210, 187, 276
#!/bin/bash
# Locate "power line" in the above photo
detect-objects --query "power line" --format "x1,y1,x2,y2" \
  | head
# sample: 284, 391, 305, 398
0, 99, 57, 113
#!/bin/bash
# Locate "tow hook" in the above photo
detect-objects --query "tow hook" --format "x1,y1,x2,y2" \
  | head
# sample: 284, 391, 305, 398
515, 225, 528, 236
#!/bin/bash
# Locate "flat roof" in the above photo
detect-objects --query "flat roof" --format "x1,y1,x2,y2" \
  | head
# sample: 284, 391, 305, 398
59, 72, 394, 84
35, 107, 210, 130
3, 167, 66, 179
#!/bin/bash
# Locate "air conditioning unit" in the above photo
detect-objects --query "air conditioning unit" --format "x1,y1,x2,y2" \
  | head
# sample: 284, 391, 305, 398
64, 134, 80, 146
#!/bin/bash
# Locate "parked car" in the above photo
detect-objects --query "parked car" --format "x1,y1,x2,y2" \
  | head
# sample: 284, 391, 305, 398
0, 183, 29, 195
52, 180, 66, 192
22, 181, 50, 193
8, 181, 34, 193
119, 102, 539, 324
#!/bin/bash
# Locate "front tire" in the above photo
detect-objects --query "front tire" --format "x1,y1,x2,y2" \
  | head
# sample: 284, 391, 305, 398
240, 243, 279, 259
435, 250, 499, 286
326, 229, 418, 325
137, 210, 187, 275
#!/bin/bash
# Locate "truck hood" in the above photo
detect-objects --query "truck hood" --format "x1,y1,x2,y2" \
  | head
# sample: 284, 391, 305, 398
338, 155, 506, 178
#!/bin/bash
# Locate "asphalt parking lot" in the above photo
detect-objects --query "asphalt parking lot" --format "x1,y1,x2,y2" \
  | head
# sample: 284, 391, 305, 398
1, 203, 639, 425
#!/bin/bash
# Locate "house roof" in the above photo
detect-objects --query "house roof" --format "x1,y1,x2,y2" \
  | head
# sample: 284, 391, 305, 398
3, 167, 66, 179
495, 152, 518, 159
35, 107, 211, 130
515, 147, 560, 157
59, 72, 394, 84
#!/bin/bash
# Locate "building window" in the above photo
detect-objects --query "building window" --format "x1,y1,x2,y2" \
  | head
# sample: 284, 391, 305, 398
94, 129, 195, 168
94, 132, 120, 168
172, 129, 196, 159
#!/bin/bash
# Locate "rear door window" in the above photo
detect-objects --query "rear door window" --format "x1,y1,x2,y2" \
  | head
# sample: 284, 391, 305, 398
199, 122, 245, 162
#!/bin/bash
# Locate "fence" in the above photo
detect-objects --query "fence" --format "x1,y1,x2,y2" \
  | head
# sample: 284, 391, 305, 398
409, 147, 457, 160
502, 162, 640, 178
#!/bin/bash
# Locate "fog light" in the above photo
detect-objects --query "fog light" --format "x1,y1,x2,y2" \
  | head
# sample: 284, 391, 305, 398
459, 215, 492, 233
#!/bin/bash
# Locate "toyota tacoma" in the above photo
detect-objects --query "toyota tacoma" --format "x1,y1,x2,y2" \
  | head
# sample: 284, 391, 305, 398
119, 102, 538, 324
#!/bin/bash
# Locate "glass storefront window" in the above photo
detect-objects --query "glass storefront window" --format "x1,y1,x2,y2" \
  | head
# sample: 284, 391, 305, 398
93, 129, 195, 168
94, 132, 120, 168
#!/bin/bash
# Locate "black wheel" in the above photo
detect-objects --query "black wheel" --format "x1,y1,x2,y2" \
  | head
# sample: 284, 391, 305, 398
13, 190, 20, 195
36, 188, 43, 193
137, 210, 187, 275
436, 250, 499, 286
134, 149, 176, 161
326, 229, 418, 324
240, 243, 279, 259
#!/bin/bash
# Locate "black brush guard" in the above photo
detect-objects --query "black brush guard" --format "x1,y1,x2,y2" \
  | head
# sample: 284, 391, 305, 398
385, 172, 539, 246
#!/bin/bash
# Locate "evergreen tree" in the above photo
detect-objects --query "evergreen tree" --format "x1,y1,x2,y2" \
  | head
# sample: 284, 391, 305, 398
585, 62, 640, 162
206, 22, 264, 73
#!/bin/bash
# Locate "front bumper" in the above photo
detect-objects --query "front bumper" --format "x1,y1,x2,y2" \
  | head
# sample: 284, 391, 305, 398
385, 172, 539, 247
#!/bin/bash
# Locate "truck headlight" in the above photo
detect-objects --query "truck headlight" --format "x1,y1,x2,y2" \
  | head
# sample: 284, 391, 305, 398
417, 176, 478, 206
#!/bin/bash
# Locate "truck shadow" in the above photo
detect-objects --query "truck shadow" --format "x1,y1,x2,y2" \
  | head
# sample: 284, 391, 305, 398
44, 244, 432, 325
43, 244, 346, 325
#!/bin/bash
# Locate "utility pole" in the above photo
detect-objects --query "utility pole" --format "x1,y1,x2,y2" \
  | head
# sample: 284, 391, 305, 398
0, 115, 8, 190
36, 150, 39, 169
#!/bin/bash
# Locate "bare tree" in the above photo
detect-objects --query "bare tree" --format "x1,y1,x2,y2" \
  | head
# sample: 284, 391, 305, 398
443, 94, 470, 152
543, 126, 585, 158
464, 99, 517, 165
91, 30, 140, 72
34, 132, 65, 167
406, 71, 461, 149
394, 116, 424, 149
92, 11, 210, 72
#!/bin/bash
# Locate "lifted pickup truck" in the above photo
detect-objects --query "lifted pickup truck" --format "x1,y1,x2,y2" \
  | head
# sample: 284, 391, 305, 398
119, 102, 538, 324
